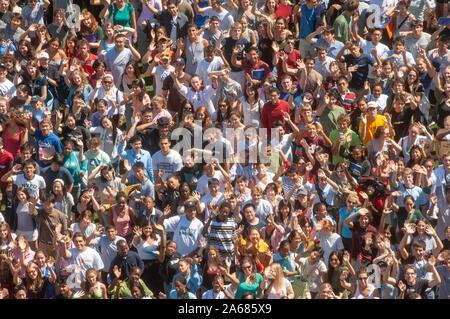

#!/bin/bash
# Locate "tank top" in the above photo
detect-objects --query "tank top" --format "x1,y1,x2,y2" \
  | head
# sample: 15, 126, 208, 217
112, 205, 132, 237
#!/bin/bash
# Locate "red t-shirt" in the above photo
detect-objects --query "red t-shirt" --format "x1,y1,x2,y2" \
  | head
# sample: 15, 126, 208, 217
242, 59, 273, 84
275, 4, 292, 23
277, 49, 301, 84
0, 149, 13, 185
79, 53, 98, 77
261, 99, 290, 132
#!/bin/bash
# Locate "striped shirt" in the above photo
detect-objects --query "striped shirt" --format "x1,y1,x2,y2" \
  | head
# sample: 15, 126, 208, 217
207, 217, 237, 259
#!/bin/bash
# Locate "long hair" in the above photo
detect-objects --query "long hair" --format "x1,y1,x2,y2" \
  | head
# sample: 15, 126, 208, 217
100, 115, 119, 150
25, 262, 45, 295
81, 10, 99, 34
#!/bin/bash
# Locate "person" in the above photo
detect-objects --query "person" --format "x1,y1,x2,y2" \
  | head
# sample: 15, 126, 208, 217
89, 225, 125, 285
160, 200, 204, 257
260, 88, 290, 134
109, 239, 143, 282
222, 256, 263, 299
62, 232, 104, 288
168, 275, 196, 299
353, 268, 379, 299
28, 192, 67, 259
259, 262, 294, 299
108, 265, 153, 299
80, 268, 108, 299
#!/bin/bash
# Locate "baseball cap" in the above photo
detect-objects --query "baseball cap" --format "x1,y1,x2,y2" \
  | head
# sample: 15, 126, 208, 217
297, 188, 308, 196
174, 57, 185, 65
37, 51, 49, 60
0, 63, 6, 69
367, 101, 378, 109
184, 201, 197, 210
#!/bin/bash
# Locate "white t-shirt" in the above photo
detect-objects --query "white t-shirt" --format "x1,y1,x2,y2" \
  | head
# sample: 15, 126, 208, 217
202, 8, 234, 34
152, 149, 183, 181
196, 56, 224, 86
200, 192, 225, 220
153, 64, 174, 96
201, 285, 232, 299
0, 78, 16, 97
365, 94, 389, 113
196, 171, 225, 196
298, 257, 327, 293
163, 215, 204, 256
68, 247, 105, 280
12, 174, 46, 199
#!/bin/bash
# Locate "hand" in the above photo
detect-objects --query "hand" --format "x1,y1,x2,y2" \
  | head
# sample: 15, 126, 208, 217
430, 193, 437, 206
153, 223, 164, 234
271, 41, 279, 53
163, 205, 171, 216
199, 237, 207, 248
398, 280, 406, 292
358, 208, 369, 216
424, 224, 436, 237
343, 251, 351, 264
133, 226, 142, 237
191, 191, 201, 202
359, 191, 369, 201
11, 164, 22, 174
281, 111, 290, 122
370, 48, 378, 58
305, 162, 313, 173
46, 256, 55, 269
344, 41, 353, 50
404, 222, 416, 235
73, 290, 86, 299
382, 208, 393, 215
427, 255, 436, 267
123, 159, 131, 172
112, 265, 121, 279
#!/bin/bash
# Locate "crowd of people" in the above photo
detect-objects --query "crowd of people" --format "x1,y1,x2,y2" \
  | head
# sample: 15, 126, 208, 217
0, 0, 449, 300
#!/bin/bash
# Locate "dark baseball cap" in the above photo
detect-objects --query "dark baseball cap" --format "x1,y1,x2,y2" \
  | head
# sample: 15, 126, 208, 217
157, 116, 170, 126
174, 58, 185, 65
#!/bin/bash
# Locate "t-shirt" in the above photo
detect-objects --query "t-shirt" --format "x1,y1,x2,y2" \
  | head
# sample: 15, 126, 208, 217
68, 247, 105, 281
436, 264, 450, 299
34, 130, 63, 166
404, 278, 429, 299
16, 202, 35, 232
235, 272, 263, 299
163, 215, 204, 256
260, 100, 290, 131
104, 48, 134, 87
202, 7, 234, 34
41, 166, 74, 192
343, 54, 375, 90
109, 3, 135, 28
151, 150, 183, 181
12, 174, 46, 199
320, 106, 346, 136
90, 235, 125, 272
85, 150, 110, 176
339, 207, 358, 239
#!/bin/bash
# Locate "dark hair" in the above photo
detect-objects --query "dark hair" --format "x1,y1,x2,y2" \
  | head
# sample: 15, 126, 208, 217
242, 202, 255, 212
129, 135, 142, 144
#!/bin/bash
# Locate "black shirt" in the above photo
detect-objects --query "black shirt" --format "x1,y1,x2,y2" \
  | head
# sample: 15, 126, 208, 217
222, 37, 250, 72
404, 278, 429, 299
109, 251, 144, 281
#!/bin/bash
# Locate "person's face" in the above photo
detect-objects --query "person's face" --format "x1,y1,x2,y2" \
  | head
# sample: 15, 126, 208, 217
394, 41, 404, 53
275, 19, 285, 31
281, 78, 292, 91
372, 86, 382, 98
249, 229, 260, 243
404, 269, 417, 284
27, 65, 37, 77
118, 244, 129, 256
210, 20, 220, 31
413, 246, 425, 259
86, 271, 96, 285
15, 290, 27, 299
371, 30, 382, 42
269, 92, 279, 104
317, 49, 327, 60
130, 269, 141, 282
0, 227, 8, 238
241, 262, 253, 275
252, 192, 262, 203
166, 242, 177, 255
73, 237, 85, 250
131, 286, 143, 299
191, 77, 202, 90
132, 140, 142, 152
115, 37, 125, 49
412, 24, 423, 36
338, 119, 348, 132
209, 184, 219, 195
359, 215, 369, 228
142, 225, 152, 237
186, 206, 196, 220
160, 140, 171, 153
358, 273, 368, 288
134, 167, 146, 181
17, 190, 27, 202
53, 182, 63, 194
411, 149, 421, 161
28, 0, 36, 8
306, 125, 317, 137
407, 71, 417, 83
167, 4, 178, 16
73, 74, 83, 86
416, 221, 426, 234
244, 207, 256, 221
23, 164, 35, 178
338, 80, 348, 92
106, 228, 117, 240
178, 260, 189, 274
175, 280, 186, 295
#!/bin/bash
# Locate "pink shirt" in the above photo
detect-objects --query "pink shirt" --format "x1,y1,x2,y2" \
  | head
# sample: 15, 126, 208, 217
112, 205, 132, 237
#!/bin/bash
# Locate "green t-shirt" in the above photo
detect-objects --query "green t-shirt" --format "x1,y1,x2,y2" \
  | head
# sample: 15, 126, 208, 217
329, 128, 362, 165
109, 3, 135, 28
85, 150, 110, 176
320, 106, 346, 136
333, 14, 351, 43
235, 272, 263, 299
109, 279, 153, 299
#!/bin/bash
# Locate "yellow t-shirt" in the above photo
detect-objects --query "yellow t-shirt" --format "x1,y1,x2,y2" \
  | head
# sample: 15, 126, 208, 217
359, 115, 388, 145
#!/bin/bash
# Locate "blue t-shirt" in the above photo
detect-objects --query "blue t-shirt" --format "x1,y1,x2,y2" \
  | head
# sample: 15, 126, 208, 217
339, 207, 358, 239
35, 130, 63, 166
299, 3, 316, 39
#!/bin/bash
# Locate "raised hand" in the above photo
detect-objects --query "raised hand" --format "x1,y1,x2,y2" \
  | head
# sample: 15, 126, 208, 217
424, 224, 436, 236
73, 290, 86, 299
133, 226, 142, 237
404, 222, 416, 235
112, 265, 121, 279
